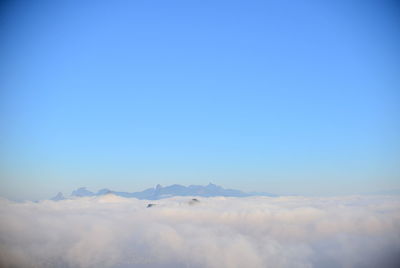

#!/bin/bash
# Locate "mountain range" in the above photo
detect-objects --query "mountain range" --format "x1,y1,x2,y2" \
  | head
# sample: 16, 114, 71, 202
51, 183, 277, 200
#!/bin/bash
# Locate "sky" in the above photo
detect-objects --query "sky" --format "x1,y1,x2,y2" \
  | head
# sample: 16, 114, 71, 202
1, 0, 399, 200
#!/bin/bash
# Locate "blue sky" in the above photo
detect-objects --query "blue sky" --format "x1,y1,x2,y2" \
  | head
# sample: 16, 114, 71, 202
1, 0, 399, 199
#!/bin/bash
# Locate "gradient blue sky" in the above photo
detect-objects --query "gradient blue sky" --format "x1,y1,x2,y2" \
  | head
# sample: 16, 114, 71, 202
1, 0, 399, 200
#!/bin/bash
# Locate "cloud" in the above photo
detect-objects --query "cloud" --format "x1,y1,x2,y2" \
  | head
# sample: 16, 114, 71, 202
0, 195, 400, 268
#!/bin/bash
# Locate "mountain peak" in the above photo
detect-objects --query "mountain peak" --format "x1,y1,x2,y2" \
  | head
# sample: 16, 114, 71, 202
155, 184, 162, 190
71, 187, 94, 197
206, 183, 220, 189
51, 192, 65, 201
97, 188, 113, 195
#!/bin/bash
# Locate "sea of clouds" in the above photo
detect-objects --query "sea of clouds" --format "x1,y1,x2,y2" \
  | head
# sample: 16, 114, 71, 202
1, 194, 400, 268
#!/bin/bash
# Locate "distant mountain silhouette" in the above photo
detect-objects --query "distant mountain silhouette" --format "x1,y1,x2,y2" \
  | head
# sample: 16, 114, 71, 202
50, 192, 65, 201
57, 183, 276, 200
71, 187, 95, 197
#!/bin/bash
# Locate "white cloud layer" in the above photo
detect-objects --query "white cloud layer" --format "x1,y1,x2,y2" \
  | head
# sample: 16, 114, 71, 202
1, 195, 400, 268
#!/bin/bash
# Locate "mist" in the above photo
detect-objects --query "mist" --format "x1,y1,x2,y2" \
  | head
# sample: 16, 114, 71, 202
1, 195, 400, 268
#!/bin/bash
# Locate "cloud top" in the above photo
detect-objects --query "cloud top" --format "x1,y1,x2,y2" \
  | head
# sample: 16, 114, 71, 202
1, 195, 400, 268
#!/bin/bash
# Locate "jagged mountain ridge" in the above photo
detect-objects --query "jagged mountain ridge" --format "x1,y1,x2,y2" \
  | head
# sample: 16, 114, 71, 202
51, 183, 276, 200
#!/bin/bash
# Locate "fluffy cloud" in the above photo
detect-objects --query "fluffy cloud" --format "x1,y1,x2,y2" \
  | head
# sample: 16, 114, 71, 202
1, 195, 400, 268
